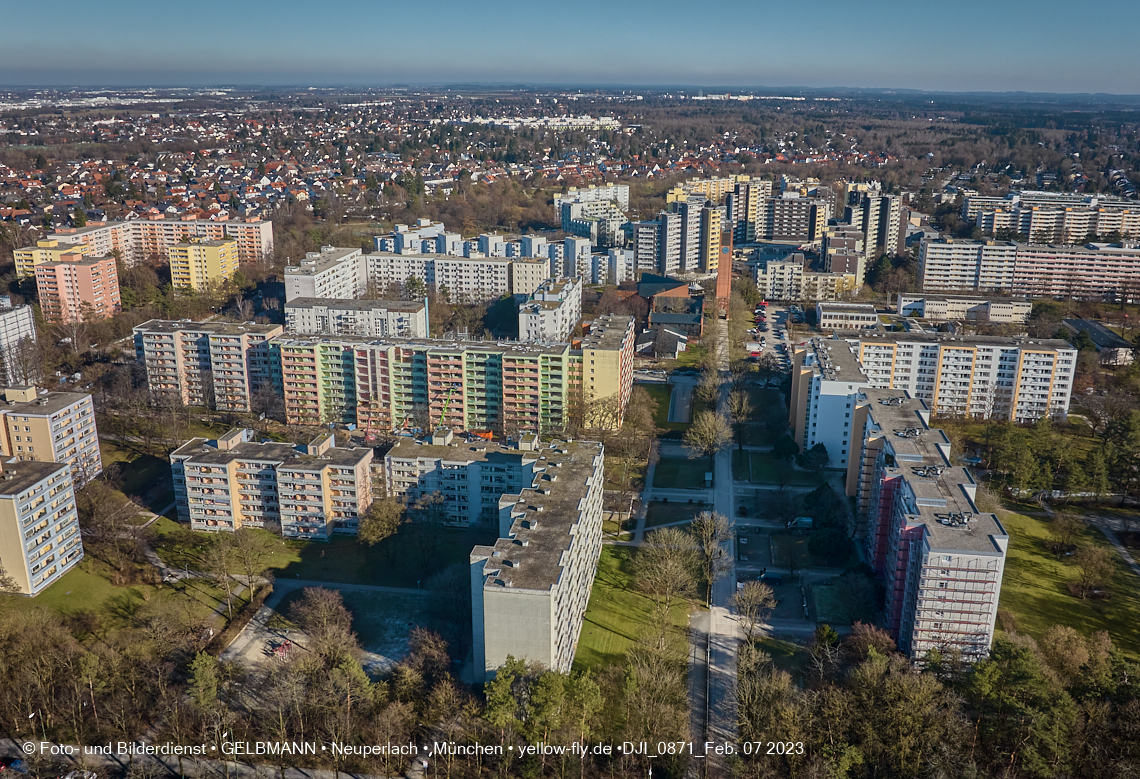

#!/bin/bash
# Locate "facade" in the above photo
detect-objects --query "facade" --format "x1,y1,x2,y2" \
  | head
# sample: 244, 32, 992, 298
788, 339, 871, 468
919, 238, 1140, 300
14, 239, 92, 279
170, 428, 373, 540
0, 387, 101, 488
277, 314, 634, 434
822, 225, 867, 281
845, 390, 1007, 661
896, 294, 1032, 324
817, 302, 878, 330
133, 320, 283, 413
0, 306, 38, 386
284, 298, 429, 338
510, 258, 550, 296
845, 191, 903, 256
34, 254, 121, 322
726, 179, 775, 242
518, 278, 583, 343
284, 247, 367, 301
632, 212, 683, 276
168, 238, 239, 292
0, 459, 83, 596
554, 184, 630, 211
469, 435, 604, 680
963, 190, 1140, 243
560, 200, 626, 248
754, 254, 857, 302
51, 216, 273, 267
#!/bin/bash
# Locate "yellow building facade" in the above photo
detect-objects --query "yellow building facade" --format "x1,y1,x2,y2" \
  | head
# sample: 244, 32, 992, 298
168, 238, 238, 292
14, 239, 92, 279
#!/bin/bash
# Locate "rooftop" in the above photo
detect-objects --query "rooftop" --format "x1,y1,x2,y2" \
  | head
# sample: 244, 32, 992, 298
0, 458, 69, 496
134, 318, 283, 337
0, 389, 91, 417
284, 247, 362, 276
285, 297, 426, 313
580, 314, 634, 350
845, 332, 1074, 350
172, 429, 370, 471
817, 302, 877, 313
803, 338, 868, 382
1062, 318, 1132, 350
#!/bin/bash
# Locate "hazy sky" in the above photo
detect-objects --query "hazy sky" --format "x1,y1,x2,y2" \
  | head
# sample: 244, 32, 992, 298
2, 0, 1138, 93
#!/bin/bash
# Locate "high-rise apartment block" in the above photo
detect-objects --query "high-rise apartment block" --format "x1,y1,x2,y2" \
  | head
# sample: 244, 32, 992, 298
284, 298, 429, 338
133, 320, 284, 413
171, 428, 373, 540
14, 239, 92, 279
963, 190, 1140, 243
50, 216, 273, 267
469, 435, 604, 680
560, 200, 626, 248
791, 335, 1076, 465
554, 184, 630, 211
845, 390, 1008, 661
0, 458, 83, 596
0, 387, 101, 488
845, 190, 903, 256
35, 253, 121, 322
754, 254, 858, 302
284, 247, 368, 300
0, 305, 39, 386
168, 238, 239, 292
518, 278, 583, 343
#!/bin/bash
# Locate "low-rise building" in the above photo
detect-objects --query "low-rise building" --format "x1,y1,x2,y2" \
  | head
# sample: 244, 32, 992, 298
0, 458, 83, 596
1062, 319, 1135, 365
35, 253, 121, 322
285, 298, 429, 338
468, 434, 604, 680
817, 302, 878, 330
896, 294, 1032, 324
170, 428, 373, 540
518, 278, 582, 343
0, 387, 101, 487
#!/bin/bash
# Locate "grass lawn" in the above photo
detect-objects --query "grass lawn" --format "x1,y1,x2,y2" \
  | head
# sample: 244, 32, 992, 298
602, 516, 632, 541
604, 455, 648, 492
152, 517, 494, 589
645, 500, 711, 529
276, 588, 425, 659
101, 442, 175, 513
574, 546, 691, 671
653, 455, 711, 489
758, 637, 812, 679
732, 451, 818, 486
997, 510, 1140, 661
642, 384, 688, 432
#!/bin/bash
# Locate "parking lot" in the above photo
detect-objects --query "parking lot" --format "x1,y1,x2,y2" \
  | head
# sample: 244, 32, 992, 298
745, 303, 797, 371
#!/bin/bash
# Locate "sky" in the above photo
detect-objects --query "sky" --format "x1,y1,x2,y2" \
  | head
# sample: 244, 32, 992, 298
2, 0, 1139, 94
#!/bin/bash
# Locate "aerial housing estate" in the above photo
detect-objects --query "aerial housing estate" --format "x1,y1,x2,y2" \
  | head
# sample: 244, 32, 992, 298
48, 215, 274, 266
383, 430, 604, 681
845, 389, 1008, 661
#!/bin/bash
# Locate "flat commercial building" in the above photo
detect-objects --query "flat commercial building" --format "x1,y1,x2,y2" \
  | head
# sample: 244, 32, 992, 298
133, 320, 283, 413
469, 435, 604, 680
168, 238, 239, 292
817, 302, 878, 330
896, 294, 1031, 324
1062, 318, 1134, 366
792, 334, 1076, 460
35, 254, 121, 322
518, 278, 582, 343
0, 387, 101, 488
845, 390, 1007, 661
919, 238, 1140, 300
284, 298, 429, 338
171, 428, 373, 540
0, 458, 83, 596
50, 216, 273, 267
14, 239, 92, 280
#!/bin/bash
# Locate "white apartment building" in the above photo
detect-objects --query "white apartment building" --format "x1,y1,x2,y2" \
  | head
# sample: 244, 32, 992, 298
284, 247, 366, 301
433, 256, 512, 301
518, 278, 583, 343
373, 219, 447, 253
51, 217, 274, 267
561, 200, 626, 247
817, 302, 878, 330
554, 183, 630, 211
469, 436, 604, 681
788, 340, 870, 468
133, 320, 283, 413
562, 238, 593, 278
284, 298, 429, 338
510, 259, 550, 296
0, 459, 83, 596
896, 294, 1032, 323
171, 428, 373, 540
0, 305, 38, 385
918, 239, 1018, 292
963, 190, 1140, 243
0, 387, 102, 488
754, 257, 804, 301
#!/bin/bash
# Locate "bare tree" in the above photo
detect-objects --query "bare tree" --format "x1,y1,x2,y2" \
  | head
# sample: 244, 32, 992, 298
683, 410, 733, 459
728, 389, 754, 451
634, 526, 700, 623
689, 511, 734, 606
732, 581, 777, 642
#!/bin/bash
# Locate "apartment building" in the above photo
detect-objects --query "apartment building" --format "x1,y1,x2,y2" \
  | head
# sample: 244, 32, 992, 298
845, 390, 1007, 661
469, 435, 604, 680
726, 179, 774, 243
511, 258, 551, 296
284, 298, 429, 338
518, 278, 583, 343
754, 254, 858, 302
845, 191, 903, 256
789, 339, 870, 468
561, 200, 626, 248
554, 183, 630, 211
963, 190, 1140, 243
816, 302, 878, 330
275, 314, 635, 434
133, 320, 283, 413
822, 225, 867, 281
0, 306, 38, 386
373, 219, 447, 253
896, 294, 1031, 324
34, 254, 121, 322
284, 247, 367, 301
764, 193, 829, 243
168, 238, 239, 292
0, 387, 101, 488
917, 239, 1019, 292
51, 216, 273, 267
632, 212, 683, 276
14, 238, 92, 279
170, 428, 373, 540
667, 175, 753, 206
0, 459, 83, 596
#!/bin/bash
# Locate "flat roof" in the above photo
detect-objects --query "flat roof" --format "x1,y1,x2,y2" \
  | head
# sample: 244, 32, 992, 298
847, 332, 1074, 350
804, 338, 868, 382
284, 248, 361, 276
1063, 318, 1132, 350
272, 334, 574, 356
1, 391, 90, 417
134, 319, 283, 336
0, 459, 69, 496
817, 302, 876, 313
285, 297, 426, 313
172, 435, 370, 471
580, 314, 633, 350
